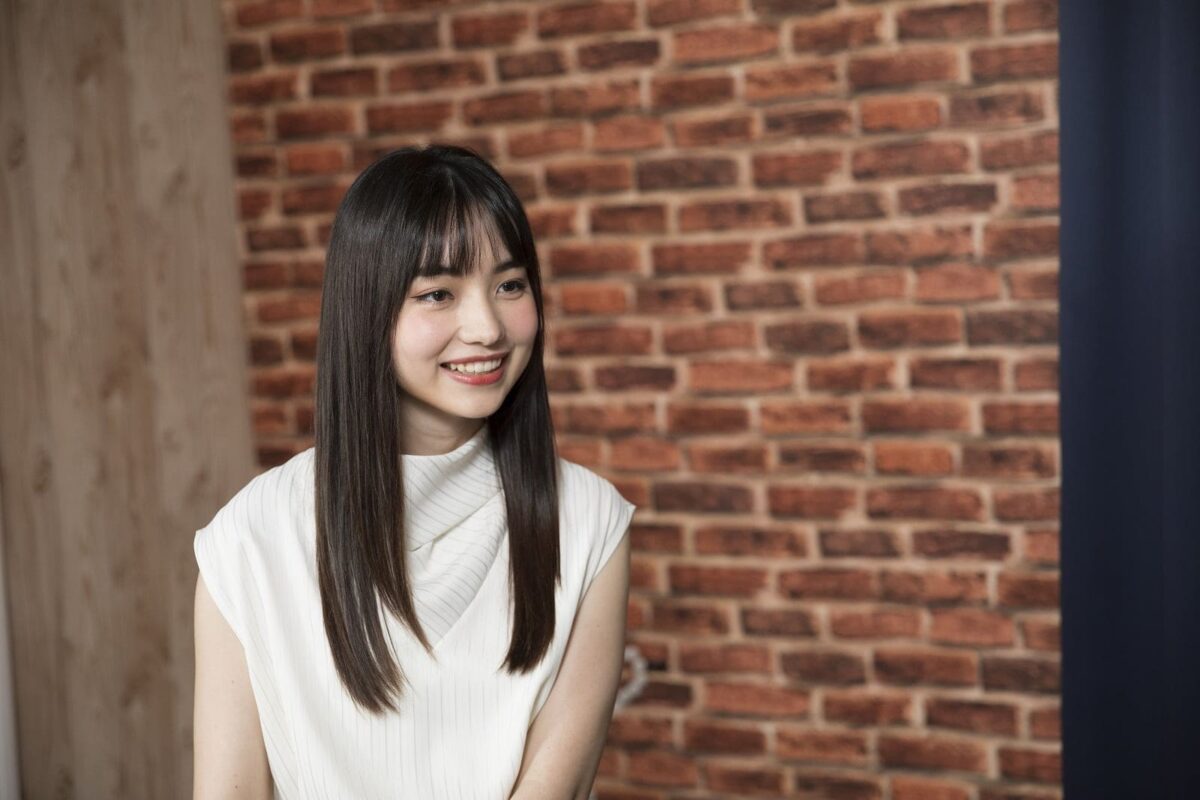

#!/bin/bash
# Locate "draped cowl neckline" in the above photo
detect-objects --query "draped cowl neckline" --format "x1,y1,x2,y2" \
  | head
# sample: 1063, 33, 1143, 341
396, 424, 506, 648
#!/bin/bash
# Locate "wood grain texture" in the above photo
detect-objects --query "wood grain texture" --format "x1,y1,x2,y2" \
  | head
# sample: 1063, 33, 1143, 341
0, 0, 255, 796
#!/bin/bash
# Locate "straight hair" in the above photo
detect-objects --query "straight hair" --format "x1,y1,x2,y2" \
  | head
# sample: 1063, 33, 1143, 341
313, 144, 560, 714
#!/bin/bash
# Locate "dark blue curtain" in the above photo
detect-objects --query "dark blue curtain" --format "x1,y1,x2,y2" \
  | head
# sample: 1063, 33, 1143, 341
1060, 0, 1200, 796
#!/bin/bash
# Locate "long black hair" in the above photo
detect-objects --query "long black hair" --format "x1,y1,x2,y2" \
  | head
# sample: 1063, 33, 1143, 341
313, 144, 560, 713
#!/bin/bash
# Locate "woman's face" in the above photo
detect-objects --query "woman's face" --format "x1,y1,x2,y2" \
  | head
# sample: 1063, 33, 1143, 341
391, 230, 538, 454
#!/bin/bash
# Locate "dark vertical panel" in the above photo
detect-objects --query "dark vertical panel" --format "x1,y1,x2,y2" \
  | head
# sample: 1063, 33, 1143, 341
1060, 0, 1200, 796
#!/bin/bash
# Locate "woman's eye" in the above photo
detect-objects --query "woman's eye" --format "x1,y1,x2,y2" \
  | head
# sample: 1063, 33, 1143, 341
500, 279, 527, 294
416, 289, 450, 304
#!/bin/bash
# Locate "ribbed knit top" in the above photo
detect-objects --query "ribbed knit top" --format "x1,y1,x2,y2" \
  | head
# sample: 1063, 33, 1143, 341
193, 425, 636, 799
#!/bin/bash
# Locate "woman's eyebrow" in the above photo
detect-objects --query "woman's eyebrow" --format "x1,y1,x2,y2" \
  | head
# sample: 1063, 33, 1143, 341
419, 259, 524, 278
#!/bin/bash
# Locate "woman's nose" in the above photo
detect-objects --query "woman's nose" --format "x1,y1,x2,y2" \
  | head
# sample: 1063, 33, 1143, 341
458, 292, 504, 343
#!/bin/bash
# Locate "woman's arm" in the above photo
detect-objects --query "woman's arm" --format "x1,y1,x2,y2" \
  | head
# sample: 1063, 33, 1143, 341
510, 530, 632, 800
193, 573, 273, 799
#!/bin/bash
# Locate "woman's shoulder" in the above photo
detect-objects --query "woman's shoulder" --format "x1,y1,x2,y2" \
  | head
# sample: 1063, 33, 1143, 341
198, 447, 314, 547
556, 456, 628, 510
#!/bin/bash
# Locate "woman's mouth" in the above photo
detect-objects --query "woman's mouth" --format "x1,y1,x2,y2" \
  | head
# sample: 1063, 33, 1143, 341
440, 354, 508, 385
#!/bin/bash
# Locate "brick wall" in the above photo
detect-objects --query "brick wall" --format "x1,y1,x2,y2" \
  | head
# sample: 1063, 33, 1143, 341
222, 0, 1060, 796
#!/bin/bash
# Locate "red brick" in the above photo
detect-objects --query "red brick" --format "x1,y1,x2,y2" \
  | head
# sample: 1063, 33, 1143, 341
768, 489, 864, 520
972, 42, 1058, 82
764, 105, 853, 137
791, 10, 883, 52
673, 113, 756, 147
651, 73, 736, 108
778, 567, 875, 599
899, 182, 997, 215
609, 436, 681, 469
635, 283, 713, 313
913, 529, 1011, 559
269, 27, 345, 62
679, 642, 771, 673
764, 233, 862, 269
753, 150, 842, 187
647, 0, 741, 27
962, 443, 1056, 480
1005, 0, 1058, 32
910, 356, 1003, 390
704, 681, 811, 717
930, 608, 1016, 646
915, 262, 1003, 302
981, 130, 1059, 170
879, 734, 987, 773
683, 719, 766, 753
508, 124, 584, 159
830, 608, 920, 639
679, 198, 793, 232
545, 160, 633, 196
782, 649, 868, 685
673, 23, 779, 65
807, 357, 896, 392
892, 776, 972, 800
816, 532, 902, 556
849, 48, 961, 90
593, 115, 666, 152
874, 647, 978, 687
364, 101, 452, 134
462, 91, 545, 125
897, 3, 990, 39
873, 442, 955, 476
701, 526, 807, 558
881, 570, 988, 604
689, 360, 794, 393
867, 224, 973, 264
813, 270, 906, 305
689, 443, 769, 473
387, 59, 486, 92
761, 401, 853, 434
349, 20, 438, 54
537, 1, 637, 38
554, 324, 652, 355
595, 365, 676, 391
776, 728, 869, 765
741, 607, 818, 637
551, 77, 641, 116
670, 565, 769, 597
705, 764, 786, 795
927, 697, 1018, 735
627, 749, 698, 787
999, 746, 1062, 783
745, 62, 839, 102
637, 157, 738, 191
561, 401, 656, 434
950, 89, 1046, 127
805, 191, 886, 223
823, 691, 912, 726
593, 203, 668, 234
653, 481, 753, 513
650, 600, 732, 634
276, 106, 355, 139
662, 320, 755, 353
860, 95, 942, 133
578, 39, 660, 70
982, 656, 1060, 693
496, 50, 566, 81
653, 241, 752, 275
852, 140, 969, 179
763, 320, 851, 354
450, 11, 527, 48
665, 403, 750, 434
858, 309, 962, 347
866, 485, 983, 520
778, 444, 866, 475
236, 0, 303, 28
967, 308, 1058, 344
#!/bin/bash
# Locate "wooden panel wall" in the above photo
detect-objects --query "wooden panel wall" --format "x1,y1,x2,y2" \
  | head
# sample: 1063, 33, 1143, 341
0, 1, 255, 796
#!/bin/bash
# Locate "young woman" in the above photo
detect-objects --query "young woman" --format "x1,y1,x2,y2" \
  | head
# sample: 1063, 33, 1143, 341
193, 145, 636, 799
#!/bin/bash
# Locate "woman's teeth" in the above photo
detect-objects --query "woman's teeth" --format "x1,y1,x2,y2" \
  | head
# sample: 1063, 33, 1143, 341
444, 358, 502, 374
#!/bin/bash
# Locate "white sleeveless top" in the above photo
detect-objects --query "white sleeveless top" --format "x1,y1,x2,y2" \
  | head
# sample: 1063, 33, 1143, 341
194, 425, 636, 799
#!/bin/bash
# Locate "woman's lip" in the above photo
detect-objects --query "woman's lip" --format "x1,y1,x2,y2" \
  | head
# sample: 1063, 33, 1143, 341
440, 352, 509, 366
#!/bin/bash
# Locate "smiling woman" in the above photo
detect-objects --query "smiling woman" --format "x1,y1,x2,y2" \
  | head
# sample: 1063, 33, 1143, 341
193, 145, 636, 800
